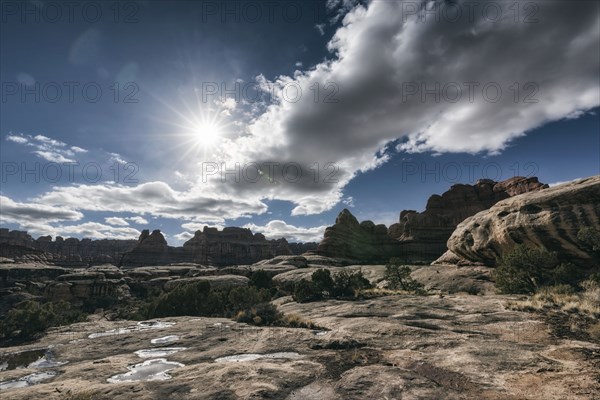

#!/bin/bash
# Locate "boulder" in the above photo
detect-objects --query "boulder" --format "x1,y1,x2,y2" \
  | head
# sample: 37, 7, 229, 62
443, 176, 600, 267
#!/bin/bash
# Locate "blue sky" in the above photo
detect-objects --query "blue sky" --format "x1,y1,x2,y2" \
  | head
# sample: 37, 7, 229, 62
1, 0, 599, 244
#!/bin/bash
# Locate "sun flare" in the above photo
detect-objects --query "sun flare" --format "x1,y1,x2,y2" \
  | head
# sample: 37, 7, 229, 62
194, 121, 222, 147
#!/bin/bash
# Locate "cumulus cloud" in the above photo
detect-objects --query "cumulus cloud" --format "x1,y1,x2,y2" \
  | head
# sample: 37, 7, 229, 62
243, 220, 327, 242
128, 216, 149, 224
105, 217, 129, 226
33, 181, 268, 223
174, 231, 194, 242
22, 222, 140, 240
204, 0, 598, 216
0, 195, 83, 224
181, 222, 225, 232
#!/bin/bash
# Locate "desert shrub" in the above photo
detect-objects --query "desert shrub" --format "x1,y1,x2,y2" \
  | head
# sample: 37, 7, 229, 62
578, 227, 600, 254
292, 269, 372, 303
249, 270, 273, 290
312, 269, 335, 296
293, 279, 322, 303
234, 302, 281, 326
493, 246, 581, 294
333, 269, 372, 297
0, 300, 85, 342
384, 259, 424, 293
146, 281, 272, 321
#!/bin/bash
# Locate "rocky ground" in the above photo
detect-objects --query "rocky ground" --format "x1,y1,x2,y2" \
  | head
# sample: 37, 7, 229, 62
1, 291, 599, 399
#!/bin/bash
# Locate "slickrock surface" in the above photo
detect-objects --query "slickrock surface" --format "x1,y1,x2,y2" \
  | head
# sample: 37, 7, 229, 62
1, 294, 598, 399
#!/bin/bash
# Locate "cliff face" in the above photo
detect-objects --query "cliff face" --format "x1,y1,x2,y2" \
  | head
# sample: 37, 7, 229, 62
442, 176, 600, 267
388, 177, 548, 261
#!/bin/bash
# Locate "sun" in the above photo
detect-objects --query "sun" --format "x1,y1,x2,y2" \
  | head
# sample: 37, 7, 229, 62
194, 121, 222, 147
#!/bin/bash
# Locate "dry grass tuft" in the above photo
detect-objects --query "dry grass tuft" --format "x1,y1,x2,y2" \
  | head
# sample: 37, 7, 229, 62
279, 313, 320, 329
61, 390, 101, 400
506, 281, 600, 316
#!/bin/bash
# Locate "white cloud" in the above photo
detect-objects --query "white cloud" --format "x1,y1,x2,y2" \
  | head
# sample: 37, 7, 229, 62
6, 133, 87, 163
174, 231, 194, 242
34, 135, 66, 147
181, 222, 225, 232
32, 150, 74, 163
0, 195, 83, 224
6, 134, 28, 144
33, 181, 268, 223
548, 178, 584, 187
109, 152, 128, 165
243, 220, 327, 242
128, 216, 149, 224
105, 217, 129, 226
315, 23, 326, 36
24, 222, 139, 240
205, 0, 598, 217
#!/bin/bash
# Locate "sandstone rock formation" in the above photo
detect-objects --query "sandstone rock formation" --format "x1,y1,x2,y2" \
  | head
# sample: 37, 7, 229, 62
182, 227, 274, 266
443, 176, 600, 266
388, 176, 548, 261
316, 209, 405, 263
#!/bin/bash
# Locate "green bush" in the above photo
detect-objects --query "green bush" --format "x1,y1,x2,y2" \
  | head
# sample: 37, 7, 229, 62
293, 279, 321, 303
312, 269, 335, 296
578, 227, 600, 254
146, 281, 272, 321
384, 259, 424, 292
0, 300, 85, 342
292, 269, 373, 303
333, 270, 372, 297
493, 246, 582, 294
249, 270, 273, 290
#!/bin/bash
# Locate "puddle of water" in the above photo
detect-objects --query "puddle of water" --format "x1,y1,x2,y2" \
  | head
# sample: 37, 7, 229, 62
314, 331, 328, 336
27, 356, 67, 369
0, 371, 58, 390
134, 348, 187, 358
107, 359, 184, 383
0, 349, 65, 371
89, 321, 176, 339
215, 352, 303, 363
151, 335, 179, 344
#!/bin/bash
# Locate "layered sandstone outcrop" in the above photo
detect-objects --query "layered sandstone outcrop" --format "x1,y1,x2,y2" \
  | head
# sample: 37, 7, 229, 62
442, 176, 600, 266
388, 177, 548, 261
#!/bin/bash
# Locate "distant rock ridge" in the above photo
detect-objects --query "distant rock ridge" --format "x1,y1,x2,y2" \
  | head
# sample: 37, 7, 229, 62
0, 228, 136, 266
120, 227, 317, 267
